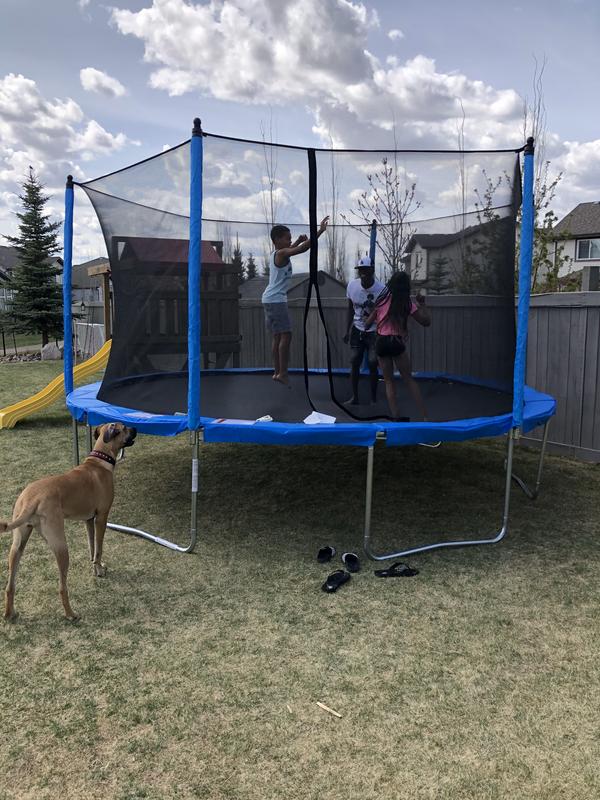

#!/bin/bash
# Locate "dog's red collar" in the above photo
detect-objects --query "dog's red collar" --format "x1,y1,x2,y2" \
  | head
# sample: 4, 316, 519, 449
88, 449, 116, 467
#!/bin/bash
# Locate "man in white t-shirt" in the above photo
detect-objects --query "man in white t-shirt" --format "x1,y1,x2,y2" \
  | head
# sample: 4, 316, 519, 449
343, 257, 385, 404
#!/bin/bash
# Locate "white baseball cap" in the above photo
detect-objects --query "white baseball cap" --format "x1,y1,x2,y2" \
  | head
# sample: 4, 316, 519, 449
355, 256, 374, 269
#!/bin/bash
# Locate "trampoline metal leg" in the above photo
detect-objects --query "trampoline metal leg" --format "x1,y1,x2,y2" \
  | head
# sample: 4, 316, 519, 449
106, 430, 200, 554
511, 420, 550, 500
72, 417, 80, 467
363, 432, 516, 562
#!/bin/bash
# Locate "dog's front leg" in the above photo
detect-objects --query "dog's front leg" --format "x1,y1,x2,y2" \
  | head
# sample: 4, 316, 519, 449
92, 513, 108, 577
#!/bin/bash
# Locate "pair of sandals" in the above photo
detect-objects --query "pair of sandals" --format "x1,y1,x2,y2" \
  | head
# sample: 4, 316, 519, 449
318, 547, 419, 592
318, 547, 360, 593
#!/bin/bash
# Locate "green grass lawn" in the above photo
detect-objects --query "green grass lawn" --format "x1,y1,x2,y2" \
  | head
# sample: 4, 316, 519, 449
1, 362, 599, 799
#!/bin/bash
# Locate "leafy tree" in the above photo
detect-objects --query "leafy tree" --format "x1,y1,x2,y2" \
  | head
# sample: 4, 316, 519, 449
531, 208, 570, 292
4, 167, 63, 346
455, 171, 514, 295
245, 252, 258, 281
231, 236, 244, 282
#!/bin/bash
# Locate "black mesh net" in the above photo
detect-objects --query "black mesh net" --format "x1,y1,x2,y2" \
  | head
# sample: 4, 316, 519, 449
79, 132, 521, 423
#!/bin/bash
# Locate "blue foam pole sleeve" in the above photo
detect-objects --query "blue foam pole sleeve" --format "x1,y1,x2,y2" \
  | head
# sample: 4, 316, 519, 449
63, 180, 74, 397
187, 132, 203, 430
513, 146, 535, 428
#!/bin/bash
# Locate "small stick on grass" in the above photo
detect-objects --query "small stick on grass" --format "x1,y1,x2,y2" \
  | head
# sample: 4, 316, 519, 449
316, 701, 342, 718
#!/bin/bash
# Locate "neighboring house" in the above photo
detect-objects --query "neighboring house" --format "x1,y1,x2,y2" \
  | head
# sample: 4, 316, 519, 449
553, 202, 600, 290
239, 271, 347, 303
56, 257, 107, 305
0, 246, 18, 311
403, 219, 513, 293
0, 244, 63, 312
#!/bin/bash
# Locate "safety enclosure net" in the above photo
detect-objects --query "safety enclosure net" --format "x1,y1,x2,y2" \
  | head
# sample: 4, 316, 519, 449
78, 132, 522, 423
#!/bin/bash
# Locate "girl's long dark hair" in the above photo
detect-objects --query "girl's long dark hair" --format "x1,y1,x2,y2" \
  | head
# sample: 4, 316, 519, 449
377, 270, 412, 329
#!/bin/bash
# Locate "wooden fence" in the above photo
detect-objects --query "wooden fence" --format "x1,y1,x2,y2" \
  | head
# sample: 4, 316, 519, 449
524, 293, 599, 462
240, 293, 600, 462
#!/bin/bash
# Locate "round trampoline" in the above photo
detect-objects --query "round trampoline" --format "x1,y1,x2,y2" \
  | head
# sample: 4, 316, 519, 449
62, 123, 555, 558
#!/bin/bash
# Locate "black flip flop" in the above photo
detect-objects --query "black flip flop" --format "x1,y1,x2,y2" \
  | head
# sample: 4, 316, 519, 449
321, 570, 351, 593
341, 552, 361, 573
317, 545, 336, 563
374, 561, 419, 578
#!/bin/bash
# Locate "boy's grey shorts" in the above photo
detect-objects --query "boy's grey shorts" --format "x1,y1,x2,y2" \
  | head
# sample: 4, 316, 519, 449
263, 302, 291, 334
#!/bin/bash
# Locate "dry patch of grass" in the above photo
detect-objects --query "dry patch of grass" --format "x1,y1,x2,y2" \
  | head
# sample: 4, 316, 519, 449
1, 362, 599, 799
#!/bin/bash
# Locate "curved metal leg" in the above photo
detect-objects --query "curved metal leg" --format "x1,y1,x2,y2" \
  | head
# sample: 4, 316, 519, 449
363, 432, 516, 562
72, 420, 199, 553
511, 421, 550, 500
107, 431, 199, 553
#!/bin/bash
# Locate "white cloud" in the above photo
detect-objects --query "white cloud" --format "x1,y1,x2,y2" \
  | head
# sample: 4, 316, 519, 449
388, 28, 404, 41
552, 139, 600, 218
111, 0, 373, 101
0, 73, 137, 252
110, 1, 526, 151
80, 67, 127, 98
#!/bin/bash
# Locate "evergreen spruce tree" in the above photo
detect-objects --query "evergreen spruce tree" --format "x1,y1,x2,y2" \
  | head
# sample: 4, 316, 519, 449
246, 252, 258, 281
4, 167, 63, 346
429, 254, 452, 294
231, 236, 244, 282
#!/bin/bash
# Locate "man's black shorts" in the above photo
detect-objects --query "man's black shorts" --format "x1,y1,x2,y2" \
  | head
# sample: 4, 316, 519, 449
350, 325, 376, 349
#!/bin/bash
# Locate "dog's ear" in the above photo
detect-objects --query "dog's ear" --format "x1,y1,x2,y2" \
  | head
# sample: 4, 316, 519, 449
103, 423, 120, 443
93, 426, 102, 441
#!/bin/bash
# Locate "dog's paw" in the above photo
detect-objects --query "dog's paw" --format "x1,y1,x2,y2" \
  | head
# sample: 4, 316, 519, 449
93, 561, 107, 578
3, 610, 18, 624
64, 612, 81, 623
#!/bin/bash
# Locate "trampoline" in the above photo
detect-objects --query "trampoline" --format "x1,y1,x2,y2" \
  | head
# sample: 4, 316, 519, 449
62, 122, 555, 559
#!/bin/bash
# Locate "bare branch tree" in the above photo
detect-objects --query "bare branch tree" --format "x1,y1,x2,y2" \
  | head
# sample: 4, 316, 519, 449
519, 55, 566, 290
341, 151, 420, 279
260, 110, 280, 275
323, 134, 348, 282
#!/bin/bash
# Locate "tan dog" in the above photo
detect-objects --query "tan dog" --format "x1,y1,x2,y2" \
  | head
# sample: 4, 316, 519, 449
1, 421, 136, 621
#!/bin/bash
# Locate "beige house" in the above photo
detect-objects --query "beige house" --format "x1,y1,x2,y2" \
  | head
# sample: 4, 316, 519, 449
553, 202, 600, 290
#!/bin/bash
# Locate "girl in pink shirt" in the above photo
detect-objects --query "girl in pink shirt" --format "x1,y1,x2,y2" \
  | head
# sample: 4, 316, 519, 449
365, 271, 431, 421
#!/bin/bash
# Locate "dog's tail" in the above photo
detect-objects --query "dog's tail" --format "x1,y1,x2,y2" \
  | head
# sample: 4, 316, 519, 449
0, 512, 34, 534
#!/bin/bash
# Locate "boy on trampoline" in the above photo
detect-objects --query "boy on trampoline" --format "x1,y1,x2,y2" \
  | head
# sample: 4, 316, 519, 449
262, 216, 329, 384
364, 270, 431, 421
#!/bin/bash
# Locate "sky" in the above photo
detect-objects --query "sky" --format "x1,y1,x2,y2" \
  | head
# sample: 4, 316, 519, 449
1, 0, 599, 260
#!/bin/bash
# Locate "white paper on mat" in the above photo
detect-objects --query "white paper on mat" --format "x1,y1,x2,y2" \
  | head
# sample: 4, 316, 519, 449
303, 411, 336, 425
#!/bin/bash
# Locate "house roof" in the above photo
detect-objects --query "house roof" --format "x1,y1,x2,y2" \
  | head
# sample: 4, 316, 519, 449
239, 271, 346, 300
0, 245, 19, 274
71, 259, 108, 288
404, 222, 485, 252
0, 245, 63, 281
118, 237, 224, 265
554, 202, 600, 238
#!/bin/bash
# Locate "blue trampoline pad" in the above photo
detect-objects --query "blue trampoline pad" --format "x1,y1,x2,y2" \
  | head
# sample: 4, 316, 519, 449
67, 370, 555, 447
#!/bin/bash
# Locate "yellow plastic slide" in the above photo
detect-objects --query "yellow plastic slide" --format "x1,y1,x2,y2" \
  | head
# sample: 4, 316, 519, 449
0, 339, 112, 430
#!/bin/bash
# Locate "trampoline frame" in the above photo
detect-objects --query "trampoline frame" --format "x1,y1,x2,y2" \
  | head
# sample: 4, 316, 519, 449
71, 416, 550, 558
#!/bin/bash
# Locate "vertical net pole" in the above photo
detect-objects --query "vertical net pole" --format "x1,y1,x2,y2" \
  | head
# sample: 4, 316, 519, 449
513, 137, 535, 429
63, 175, 74, 397
188, 118, 204, 430
369, 219, 377, 265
